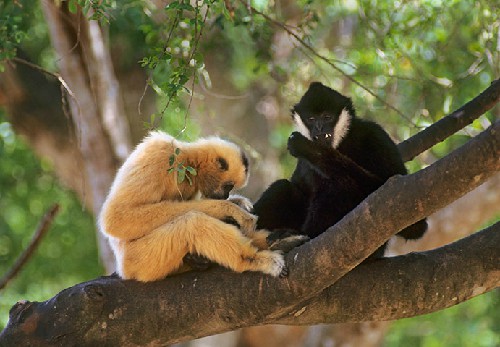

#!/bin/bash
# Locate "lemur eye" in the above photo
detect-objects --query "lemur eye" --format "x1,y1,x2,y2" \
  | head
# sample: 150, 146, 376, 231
216, 157, 229, 171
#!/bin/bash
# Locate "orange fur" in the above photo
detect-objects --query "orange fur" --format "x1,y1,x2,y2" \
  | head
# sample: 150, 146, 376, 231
98, 131, 285, 282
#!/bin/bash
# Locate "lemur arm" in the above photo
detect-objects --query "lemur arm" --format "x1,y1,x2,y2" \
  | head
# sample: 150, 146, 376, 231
287, 132, 383, 189
101, 199, 256, 241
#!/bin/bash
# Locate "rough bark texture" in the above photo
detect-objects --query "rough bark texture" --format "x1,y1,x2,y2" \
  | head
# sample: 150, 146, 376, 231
275, 224, 499, 325
0, 121, 498, 346
0, 2, 499, 344
388, 173, 500, 255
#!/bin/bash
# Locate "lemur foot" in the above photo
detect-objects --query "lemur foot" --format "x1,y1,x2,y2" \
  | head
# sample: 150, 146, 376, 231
255, 250, 288, 277
267, 229, 310, 253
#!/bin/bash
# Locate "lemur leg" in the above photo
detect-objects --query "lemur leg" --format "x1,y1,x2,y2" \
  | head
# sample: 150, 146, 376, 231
244, 229, 272, 249
253, 179, 308, 231
218, 214, 272, 249
121, 211, 286, 282
183, 219, 271, 271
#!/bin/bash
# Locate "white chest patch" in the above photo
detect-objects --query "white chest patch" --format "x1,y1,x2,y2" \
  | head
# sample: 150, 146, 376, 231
293, 112, 312, 140
332, 108, 351, 148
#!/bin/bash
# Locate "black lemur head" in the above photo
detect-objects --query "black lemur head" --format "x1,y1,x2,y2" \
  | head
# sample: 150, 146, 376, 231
292, 82, 355, 148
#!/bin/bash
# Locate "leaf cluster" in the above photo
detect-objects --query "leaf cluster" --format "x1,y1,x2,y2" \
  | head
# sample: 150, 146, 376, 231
0, 1, 30, 70
167, 147, 197, 185
67, 0, 113, 22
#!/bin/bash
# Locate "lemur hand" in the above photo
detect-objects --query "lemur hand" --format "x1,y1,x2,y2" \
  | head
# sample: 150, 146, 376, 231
287, 131, 311, 158
267, 229, 310, 253
227, 194, 254, 213
222, 201, 257, 234
235, 210, 258, 234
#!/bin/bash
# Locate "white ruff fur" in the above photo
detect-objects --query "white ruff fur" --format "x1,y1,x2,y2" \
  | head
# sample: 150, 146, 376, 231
332, 108, 351, 148
293, 112, 312, 140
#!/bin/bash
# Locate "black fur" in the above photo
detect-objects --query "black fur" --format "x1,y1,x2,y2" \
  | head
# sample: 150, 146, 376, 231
253, 82, 427, 259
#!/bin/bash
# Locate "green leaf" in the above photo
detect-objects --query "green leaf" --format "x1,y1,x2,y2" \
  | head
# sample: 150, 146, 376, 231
175, 147, 181, 155
168, 154, 175, 166
186, 166, 197, 176
68, 0, 78, 14
177, 169, 186, 183
165, 1, 180, 10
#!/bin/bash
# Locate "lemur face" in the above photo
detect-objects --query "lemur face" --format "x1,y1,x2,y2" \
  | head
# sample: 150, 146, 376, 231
197, 140, 249, 200
292, 82, 354, 148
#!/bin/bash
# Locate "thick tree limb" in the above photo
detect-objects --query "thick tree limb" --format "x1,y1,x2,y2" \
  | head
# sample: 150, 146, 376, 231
398, 79, 500, 161
1, 121, 498, 346
275, 222, 499, 325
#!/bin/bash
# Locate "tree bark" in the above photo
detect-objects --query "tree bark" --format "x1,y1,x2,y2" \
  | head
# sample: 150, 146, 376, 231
1, 121, 498, 346
275, 223, 499, 325
0, 224, 497, 346
388, 173, 500, 255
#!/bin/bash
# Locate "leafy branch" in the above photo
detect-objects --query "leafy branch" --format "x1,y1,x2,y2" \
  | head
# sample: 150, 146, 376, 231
140, 0, 215, 130
168, 148, 197, 185
68, 0, 113, 22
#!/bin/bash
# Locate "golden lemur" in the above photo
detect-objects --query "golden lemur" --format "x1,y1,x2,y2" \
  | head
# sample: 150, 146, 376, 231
98, 131, 287, 282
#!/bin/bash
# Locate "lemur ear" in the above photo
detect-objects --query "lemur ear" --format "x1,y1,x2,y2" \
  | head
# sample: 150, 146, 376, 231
216, 157, 229, 171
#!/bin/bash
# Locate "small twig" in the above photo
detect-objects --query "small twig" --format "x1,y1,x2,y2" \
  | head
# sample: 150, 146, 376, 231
398, 79, 500, 162
0, 204, 60, 291
138, 78, 150, 116
11, 57, 59, 80
11, 57, 80, 110
179, 2, 211, 137
198, 78, 249, 100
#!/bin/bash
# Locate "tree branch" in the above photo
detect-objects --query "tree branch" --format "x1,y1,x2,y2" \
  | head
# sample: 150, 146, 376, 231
398, 79, 500, 161
276, 222, 499, 325
0, 204, 60, 291
1, 120, 498, 346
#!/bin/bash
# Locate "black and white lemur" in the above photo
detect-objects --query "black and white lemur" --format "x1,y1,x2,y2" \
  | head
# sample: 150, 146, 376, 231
253, 82, 427, 259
